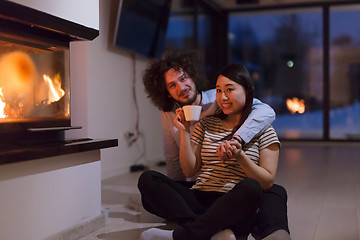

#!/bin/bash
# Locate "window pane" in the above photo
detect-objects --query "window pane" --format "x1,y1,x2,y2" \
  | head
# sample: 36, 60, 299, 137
229, 9, 323, 139
330, 5, 360, 140
197, 12, 213, 80
165, 13, 195, 50
164, 4, 220, 87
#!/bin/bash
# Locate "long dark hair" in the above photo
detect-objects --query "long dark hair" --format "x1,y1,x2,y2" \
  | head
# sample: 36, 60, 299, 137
142, 49, 208, 112
215, 64, 254, 139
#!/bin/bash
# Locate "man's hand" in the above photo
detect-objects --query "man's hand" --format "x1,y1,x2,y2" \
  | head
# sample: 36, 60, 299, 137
174, 108, 190, 132
232, 135, 245, 147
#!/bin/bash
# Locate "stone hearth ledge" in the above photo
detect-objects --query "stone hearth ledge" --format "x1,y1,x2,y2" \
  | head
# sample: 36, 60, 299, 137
0, 138, 118, 165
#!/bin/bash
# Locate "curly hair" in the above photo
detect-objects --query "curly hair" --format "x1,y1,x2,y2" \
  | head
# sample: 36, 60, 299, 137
142, 49, 209, 112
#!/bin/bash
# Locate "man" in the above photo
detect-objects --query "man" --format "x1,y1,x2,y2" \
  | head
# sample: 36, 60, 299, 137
141, 49, 290, 239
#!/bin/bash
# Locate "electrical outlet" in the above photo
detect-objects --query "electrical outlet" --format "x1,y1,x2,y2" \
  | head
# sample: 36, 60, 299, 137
124, 131, 137, 146
124, 131, 134, 140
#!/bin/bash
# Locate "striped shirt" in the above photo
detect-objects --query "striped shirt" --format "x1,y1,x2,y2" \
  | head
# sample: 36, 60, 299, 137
190, 115, 280, 193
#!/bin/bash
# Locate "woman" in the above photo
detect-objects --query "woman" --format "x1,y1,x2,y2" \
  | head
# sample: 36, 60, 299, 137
138, 64, 289, 240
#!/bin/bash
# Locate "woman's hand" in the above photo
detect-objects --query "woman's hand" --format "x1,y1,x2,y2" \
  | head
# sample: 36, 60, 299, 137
228, 139, 245, 159
174, 108, 190, 132
216, 140, 244, 162
216, 135, 245, 161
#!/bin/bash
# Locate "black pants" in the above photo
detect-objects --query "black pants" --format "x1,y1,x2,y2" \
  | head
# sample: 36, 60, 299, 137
138, 170, 289, 240
252, 183, 290, 239
176, 178, 290, 239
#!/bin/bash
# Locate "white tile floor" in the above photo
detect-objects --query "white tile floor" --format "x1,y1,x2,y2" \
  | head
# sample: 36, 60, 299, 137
80, 142, 360, 240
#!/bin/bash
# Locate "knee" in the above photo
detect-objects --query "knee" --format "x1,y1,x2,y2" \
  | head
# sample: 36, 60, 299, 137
138, 170, 157, 191
233, 178, 263, 201
243, 178, 263, 194
268, 184, 288, 202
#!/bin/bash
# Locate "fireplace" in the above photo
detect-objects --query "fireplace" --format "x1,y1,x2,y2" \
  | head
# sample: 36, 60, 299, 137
0, 1, 117, 163
0, 1, 97, 144
0, 2, 117, 240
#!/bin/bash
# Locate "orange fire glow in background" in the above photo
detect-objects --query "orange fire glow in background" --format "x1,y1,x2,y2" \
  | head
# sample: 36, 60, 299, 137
286, 97, 305, 114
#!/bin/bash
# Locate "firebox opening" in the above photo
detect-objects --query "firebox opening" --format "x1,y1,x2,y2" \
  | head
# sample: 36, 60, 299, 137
0, 40, 70, 120
0, 18, 71, 140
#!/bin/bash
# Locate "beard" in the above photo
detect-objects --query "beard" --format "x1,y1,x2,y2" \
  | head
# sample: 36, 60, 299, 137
178, 89, 198, 106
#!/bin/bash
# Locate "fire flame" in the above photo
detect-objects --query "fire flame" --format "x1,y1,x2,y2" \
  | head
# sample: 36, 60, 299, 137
0, 51, 67, 119
286, 97, 305, 114
0, 74, 65, 119
0, 88, 6, 118
43, 74, 65, 104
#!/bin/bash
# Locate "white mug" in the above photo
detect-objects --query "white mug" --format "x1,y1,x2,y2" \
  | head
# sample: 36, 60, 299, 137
182, 105, 202, 121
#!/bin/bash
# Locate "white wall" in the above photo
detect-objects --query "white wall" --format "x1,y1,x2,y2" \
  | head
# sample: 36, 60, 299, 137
0, 151, 102, 240
69, 0, 165, 180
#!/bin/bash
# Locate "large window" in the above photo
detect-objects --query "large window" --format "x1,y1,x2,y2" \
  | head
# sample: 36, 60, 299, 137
229, 9, 323, 139
164, 1, 360, 141
329, 5, 360, 140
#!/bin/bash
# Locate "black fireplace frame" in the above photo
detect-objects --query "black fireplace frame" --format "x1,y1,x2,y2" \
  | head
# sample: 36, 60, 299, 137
0, 1, 118, 164
0, 1, 99, 42
0, 1, 99, 143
